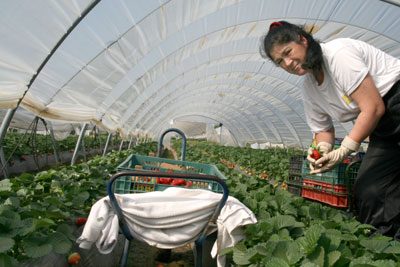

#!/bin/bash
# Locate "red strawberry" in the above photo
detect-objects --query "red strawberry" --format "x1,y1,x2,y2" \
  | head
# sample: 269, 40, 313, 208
76, 217, 87, 227
68, 252, 81, 265
160, 178, 172, 184
263, 174, 268, 179
311, 150, 321, 160
171, 179, 186, 186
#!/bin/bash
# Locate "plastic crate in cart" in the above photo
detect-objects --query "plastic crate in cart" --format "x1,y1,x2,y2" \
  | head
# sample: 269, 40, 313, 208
302, 159, 361, 185
302, 179, 352, 208
114, 154, 227, 194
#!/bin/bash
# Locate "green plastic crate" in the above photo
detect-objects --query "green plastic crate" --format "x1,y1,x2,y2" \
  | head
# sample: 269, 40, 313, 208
302, 159, 360, 185
113, 154, 227, 194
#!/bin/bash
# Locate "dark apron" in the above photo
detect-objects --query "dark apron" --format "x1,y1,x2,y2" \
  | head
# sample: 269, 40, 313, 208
354, 79, 400, 241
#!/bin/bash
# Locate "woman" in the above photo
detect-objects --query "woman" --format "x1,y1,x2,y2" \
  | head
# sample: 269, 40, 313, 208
260, 21, 400, 240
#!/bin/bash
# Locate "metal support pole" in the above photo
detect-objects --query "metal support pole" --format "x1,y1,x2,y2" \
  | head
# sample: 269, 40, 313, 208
0, 147, 8, 178
97, 127, 102, 151
81, 135, 87, 162
71, 123, 88, 166
128, 136, 133, 149
0, 108, 17, 149
219, 125, 222, 144
49, 127, 61, 163
103, 133, 112, 157
119, 140, 124, 152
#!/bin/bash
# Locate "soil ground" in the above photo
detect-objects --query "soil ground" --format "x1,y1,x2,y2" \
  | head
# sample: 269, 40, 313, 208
126, 239, 195, 267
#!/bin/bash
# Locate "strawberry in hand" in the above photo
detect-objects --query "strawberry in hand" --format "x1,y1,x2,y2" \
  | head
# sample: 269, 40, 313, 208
311, 149, 321, 160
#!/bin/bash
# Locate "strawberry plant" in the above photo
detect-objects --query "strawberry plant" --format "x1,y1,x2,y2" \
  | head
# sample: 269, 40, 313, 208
0, 142, 158, 265
174, 139, 400, 266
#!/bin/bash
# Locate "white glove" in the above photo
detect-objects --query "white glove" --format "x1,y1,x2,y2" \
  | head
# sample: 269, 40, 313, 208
310, 136, 360, 174
307, 142, 332, 171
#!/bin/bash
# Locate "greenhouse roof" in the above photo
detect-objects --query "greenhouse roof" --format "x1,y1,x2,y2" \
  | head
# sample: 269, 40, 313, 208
1, 0, 400, 148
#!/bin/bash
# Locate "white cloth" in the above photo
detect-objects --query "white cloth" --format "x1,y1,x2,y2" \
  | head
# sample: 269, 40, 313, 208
302, 38, 400, 133
76, 187, 257, 266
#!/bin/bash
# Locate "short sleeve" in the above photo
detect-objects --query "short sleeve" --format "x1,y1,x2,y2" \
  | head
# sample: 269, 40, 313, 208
329, 45, 369, 96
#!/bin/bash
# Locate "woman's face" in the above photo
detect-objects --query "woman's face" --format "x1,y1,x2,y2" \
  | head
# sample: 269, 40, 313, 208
270, 36, 309, 76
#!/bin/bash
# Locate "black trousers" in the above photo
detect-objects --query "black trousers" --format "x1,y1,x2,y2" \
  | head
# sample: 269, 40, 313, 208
354, 79, 400, 240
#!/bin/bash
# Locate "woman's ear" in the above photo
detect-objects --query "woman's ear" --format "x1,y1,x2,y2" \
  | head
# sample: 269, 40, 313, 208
301, 35, 308, 46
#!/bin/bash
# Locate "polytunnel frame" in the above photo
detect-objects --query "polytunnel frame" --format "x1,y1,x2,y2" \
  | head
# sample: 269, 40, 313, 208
0, 1, 101, 177
0, 0, 101, 148
140, 101, 253, 145
147, 88, 300, 146
120, 57, 308, 147
90, 0, 399, 143
171, 114, 241, 146
2, 0, 400, 153
140, 88, 284, 145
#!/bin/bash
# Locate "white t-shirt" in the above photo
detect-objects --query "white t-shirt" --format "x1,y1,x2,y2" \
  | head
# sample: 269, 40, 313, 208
302, 38, 400, 133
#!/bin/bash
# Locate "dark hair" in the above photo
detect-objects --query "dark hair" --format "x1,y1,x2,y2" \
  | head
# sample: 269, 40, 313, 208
260, 21, 323, 79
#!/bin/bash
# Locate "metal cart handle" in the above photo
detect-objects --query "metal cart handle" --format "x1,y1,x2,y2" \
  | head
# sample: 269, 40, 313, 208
157, 128, 187, 160
107, 170, 229, 241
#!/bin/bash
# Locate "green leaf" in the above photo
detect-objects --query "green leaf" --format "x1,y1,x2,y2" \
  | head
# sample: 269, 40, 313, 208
254, 191, 265, 202
0, 179, 12, 192
382, 241, 400, 254
232, 246, 257, 265
56, 224, 75, 241
16, 188, 29, 197
255, 242, 276, 257
219, 247, 234, 256
296, 224, 324, 255
300, 263, 320, 267
23, 235, 53, 258
319, 231, 341, 252
287, 242, 302, 265
71, 191, 90, 205
307, 246, 324, 267
18, 218, 34, 236
268, 215, 297, 231
0, 210, 23, 238
309, 203, 326, 220
265, 257, 290, 267
0, 237, 15, 253
44, 197, 64, 206
4, 197, 20, 208
341, 221, 361, 234
359, 239, 390, 253
327, 251, 341, 266
348, 257, 380, 267
341, 233, 358, 241
0, 253, 18, 267
33, 218, 56, 229
48, 232, 72, 254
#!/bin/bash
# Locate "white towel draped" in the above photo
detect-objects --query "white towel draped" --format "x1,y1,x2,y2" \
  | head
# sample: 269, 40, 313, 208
76, 187, 257, 267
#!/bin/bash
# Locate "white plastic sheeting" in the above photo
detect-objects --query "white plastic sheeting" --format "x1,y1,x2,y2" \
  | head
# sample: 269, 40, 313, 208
1, 0, 400, 148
